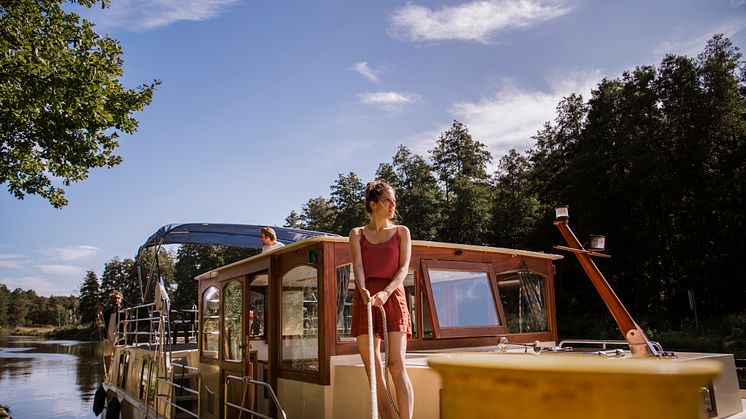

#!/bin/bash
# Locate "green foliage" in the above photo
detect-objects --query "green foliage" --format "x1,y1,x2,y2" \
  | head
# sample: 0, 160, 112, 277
0, 0, 159, 208
329, 172, 366, 235
390, 145, 443, 240
296, 196, 337, 233
78, 270, 99, 324
0, 283, 79, 327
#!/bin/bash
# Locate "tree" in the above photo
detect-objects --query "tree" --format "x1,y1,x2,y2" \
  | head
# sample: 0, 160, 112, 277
78, 270, 100, 324
0, 283, 8, 326
173, 244, 223, 310
298, 196, 336, 233
0, 0, 160, 208
390, 145, 443, 240
8, 288, 30, 326
329, 172, 366, 235
430, 120, 492, 204
491, 149, 541, 248
284, 210, 303, 229
429, 121, 492, 243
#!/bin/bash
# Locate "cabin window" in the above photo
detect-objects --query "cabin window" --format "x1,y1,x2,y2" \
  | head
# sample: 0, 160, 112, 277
336, 264, 354, 341
421, 260, 507, 338
249, 274, 268, 338
139, 358, 149, 401
147, 359, 157, 406
335, 265, 419, 340
223, 280, 244, 362
281, 265, 319, 372
497, 270, 549, 333
201, 286, 220, 359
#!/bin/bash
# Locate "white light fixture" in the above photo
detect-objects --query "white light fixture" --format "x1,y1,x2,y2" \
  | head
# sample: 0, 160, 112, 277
589, 235, 606, 252
555, 205, 569, 220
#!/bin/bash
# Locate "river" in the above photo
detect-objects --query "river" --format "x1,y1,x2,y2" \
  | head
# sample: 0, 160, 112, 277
0, 335, 103, 418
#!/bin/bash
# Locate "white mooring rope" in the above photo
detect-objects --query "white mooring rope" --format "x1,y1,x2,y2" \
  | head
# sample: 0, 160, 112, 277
368, 301, 400, 419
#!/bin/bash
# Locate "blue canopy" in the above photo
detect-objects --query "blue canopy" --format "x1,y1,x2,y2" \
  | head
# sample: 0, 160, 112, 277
137, 223, 337, 255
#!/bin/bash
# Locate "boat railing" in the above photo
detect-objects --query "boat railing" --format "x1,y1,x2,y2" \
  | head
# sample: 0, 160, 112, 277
117, 303, 163, 348
156, 362, 208, 419
224, 375, 287, 419
559, 339, 664, 353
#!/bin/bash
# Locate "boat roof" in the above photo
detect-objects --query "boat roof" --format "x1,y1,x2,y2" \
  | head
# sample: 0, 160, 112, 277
137, 223, 338, 255
196, 235, 563, 280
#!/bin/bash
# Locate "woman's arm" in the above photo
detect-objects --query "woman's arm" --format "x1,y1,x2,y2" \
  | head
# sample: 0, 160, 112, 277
374, 225, 412, 306
349, 227, 371, 304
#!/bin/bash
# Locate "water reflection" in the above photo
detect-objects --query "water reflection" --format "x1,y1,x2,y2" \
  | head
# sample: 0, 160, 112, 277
0, 336, 104, 418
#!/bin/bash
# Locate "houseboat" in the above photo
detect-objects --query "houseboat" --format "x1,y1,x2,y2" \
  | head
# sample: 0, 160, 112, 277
97, 217, 745, 419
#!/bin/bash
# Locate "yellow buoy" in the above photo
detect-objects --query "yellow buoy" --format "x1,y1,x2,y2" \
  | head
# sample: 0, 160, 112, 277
428, 354, 722, 419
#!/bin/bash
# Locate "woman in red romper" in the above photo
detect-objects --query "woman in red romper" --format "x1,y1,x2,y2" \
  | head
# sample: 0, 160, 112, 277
349, 179, 414, 419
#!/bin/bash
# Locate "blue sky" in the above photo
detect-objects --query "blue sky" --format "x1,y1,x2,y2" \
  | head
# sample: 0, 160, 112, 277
2, 0, 745, 296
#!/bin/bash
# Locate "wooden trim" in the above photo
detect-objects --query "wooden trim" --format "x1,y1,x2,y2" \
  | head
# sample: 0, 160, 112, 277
321, 242, 336, 385
420, 259, 508, 338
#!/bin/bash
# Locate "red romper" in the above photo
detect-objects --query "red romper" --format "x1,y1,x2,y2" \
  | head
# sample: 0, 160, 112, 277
350, 227, 412, 339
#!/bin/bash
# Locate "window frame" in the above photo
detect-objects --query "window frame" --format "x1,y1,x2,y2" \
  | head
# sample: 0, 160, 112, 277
222, 278, 244, 364
420, 259, 508, 338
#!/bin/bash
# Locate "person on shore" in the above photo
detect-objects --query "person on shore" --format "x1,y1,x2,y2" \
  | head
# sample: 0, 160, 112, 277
260, 226, 285, 253
102, 290, 123, 375
349, 179, 414, 419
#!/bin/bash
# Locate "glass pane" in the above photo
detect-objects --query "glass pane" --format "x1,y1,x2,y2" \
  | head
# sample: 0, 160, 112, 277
422, 293, 433, 338
281, 265, 319, 372
250, 274, 268, 338
498, 272, 548, 333
428, 269, 499, 328
202, 286, 220, 359
223, 280, 243, 362
403, 272, 417, 338
336, 265, 355, 341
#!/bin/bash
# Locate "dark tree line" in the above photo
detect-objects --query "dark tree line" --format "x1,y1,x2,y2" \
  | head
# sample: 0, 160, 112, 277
0, 283, 79, 327
284, 35, 746, 331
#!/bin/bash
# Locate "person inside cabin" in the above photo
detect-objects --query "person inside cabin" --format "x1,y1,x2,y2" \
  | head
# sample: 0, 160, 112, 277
260, 226, 285, 253
101, 290, 123, 376
349, 179, 414, 419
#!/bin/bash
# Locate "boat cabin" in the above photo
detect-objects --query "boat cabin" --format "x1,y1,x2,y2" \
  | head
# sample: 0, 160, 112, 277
192, 235, 561, 418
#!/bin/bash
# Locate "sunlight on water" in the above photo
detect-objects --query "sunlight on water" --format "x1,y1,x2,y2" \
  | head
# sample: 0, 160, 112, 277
0, 336, 104, 418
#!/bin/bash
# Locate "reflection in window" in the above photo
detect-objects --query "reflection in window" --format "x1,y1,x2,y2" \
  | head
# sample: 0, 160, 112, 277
403, 272, 417, 338
498, 270, 548, 333
202, 286, 220, 359
281, 265, 318, 372
428, 269, 499, 328
250, 274, 268, 338
223, 280, 243, 362
336, 265, 355, 341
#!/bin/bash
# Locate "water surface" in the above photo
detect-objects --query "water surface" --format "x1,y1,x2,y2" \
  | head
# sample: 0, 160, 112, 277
0, 335, 103, 418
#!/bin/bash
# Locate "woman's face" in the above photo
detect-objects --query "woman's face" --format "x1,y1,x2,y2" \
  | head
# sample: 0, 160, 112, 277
373, 188, 396, 218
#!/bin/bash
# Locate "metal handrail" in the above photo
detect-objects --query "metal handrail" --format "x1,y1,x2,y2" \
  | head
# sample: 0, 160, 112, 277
155, 363, 202, 419
224, 375, 287, 419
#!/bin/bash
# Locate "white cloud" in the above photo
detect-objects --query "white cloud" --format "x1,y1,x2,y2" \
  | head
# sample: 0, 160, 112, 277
653, 17, 746, 58
408, 69, 601, 166
730, 0, 746, 7
357, 91, 422, 113
388, 0, 574, 43
40, 264, 87, 277
1, 275, 78, 296
0, 254, 28, 269
351, 62, 382, 83
77, 0, 240, 31
43, 245, 100, 262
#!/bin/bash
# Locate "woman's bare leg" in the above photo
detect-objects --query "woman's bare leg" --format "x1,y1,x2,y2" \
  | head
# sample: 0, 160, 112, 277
387, 332, 413, 419
357, 334, 400, 419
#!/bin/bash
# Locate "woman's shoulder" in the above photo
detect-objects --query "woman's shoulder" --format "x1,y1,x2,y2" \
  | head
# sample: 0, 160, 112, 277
348, 226, 364, 239
395, 224, 411, 238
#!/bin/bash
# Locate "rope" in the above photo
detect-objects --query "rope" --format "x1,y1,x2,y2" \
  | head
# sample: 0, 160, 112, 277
367, 302, 378, 419
367, 301, 400, 419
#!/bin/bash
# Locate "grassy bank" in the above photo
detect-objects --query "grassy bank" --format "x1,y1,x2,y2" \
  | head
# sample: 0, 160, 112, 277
0, 324, 100, 341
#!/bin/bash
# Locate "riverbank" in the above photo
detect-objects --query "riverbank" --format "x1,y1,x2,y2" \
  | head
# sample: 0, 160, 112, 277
0, 325, 100, 341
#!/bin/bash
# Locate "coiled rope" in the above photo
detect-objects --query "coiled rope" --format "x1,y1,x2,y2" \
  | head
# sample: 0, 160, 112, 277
367, 301, 400, 418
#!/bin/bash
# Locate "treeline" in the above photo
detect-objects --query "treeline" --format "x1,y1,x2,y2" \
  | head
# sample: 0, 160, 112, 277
0, 284, 79, 328
283, 35, 746, 332
75, 246, 257, 325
